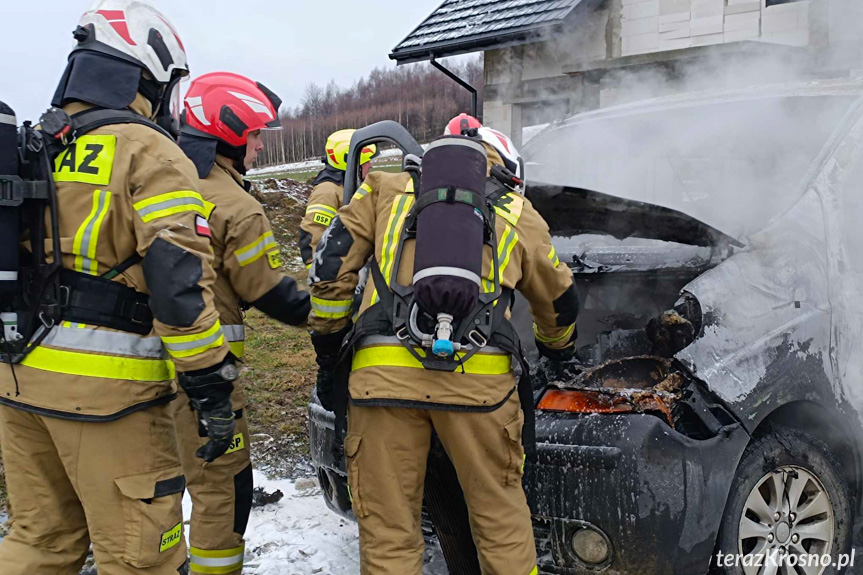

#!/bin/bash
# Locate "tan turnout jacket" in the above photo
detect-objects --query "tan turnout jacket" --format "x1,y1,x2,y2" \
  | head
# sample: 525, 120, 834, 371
300, 179, 343, 268
0, 95, 229, 419
309, 145, 576, 410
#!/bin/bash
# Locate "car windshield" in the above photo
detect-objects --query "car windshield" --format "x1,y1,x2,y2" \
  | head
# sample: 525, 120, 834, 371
526, 96, 856, 239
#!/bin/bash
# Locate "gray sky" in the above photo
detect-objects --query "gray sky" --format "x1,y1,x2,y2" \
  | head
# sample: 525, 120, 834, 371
2, 0, 449, 121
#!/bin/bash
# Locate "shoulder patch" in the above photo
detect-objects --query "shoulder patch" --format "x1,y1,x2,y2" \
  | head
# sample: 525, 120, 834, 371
493, 192, 524, 227
266, 250, 283, 270
53, 134, 117, 186
195, 215, 211, 238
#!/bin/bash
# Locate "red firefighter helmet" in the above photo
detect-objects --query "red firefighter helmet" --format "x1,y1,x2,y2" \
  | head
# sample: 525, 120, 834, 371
444, 113, 482, 137
182, 72, 282, 147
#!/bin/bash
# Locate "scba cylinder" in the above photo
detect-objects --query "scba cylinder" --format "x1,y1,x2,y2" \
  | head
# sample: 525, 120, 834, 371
0, 101, 19, 304
413, 136, 488, 352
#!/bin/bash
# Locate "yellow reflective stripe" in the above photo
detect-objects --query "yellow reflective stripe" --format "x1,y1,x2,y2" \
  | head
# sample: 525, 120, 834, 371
534, 323, 575, 344
61, 321, 87, 329
353, 183, 373, 201
202, 199, 216, 219
21, 347, 175, 381
306, 204, 338, 217
189, 543, 245, 574
483, 225, 519, 293
73, 189, 112, 275
352, 346, 511, 375
493, 193, 524, 227
311, 296, 353, 319
133, 191, 207, 223
229, 341, 245, 358
371, 193, 414, 305
234, 231, 277, 267
548, 246, 560, 268
528, 567, 539, 575
162, 321, 225, 359
405, 179, 415, 194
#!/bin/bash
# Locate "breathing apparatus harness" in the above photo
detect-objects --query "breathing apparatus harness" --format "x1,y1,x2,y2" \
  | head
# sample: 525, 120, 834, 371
0, 106, 171, 366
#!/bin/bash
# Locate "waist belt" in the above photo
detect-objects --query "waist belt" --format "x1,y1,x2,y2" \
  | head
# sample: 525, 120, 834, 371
60, 270, 153, 335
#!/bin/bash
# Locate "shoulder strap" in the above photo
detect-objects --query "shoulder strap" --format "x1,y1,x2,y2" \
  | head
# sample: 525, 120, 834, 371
70, 108, 173, 141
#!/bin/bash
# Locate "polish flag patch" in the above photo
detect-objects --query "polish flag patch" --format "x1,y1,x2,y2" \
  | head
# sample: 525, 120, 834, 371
195, 215, 212, 238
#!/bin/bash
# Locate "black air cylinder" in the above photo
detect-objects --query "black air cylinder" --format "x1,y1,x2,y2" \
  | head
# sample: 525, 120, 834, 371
0, 101, 19, 303
413, 136, 488, 354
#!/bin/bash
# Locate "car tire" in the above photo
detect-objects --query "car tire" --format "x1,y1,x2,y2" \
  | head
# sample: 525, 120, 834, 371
712, 424, 852, 575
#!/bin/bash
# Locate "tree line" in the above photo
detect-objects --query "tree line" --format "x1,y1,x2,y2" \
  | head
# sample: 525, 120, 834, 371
257, 58, 483, 167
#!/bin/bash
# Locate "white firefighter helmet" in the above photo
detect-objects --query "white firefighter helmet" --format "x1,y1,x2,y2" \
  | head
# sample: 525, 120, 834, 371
476, 127, 525, 194
75, 0, 189, 84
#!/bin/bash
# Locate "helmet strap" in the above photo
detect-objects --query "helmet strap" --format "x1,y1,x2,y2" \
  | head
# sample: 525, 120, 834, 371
216, 140, 248, 175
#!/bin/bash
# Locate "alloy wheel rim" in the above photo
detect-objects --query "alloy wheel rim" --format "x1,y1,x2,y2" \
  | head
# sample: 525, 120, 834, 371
737, 465, 834, 575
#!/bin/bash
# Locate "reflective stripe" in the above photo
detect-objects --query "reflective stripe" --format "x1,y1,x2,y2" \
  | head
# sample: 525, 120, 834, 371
311, 296, 353, 319
306, 204, 337, 217
234, 232, 278, 267
73, 189, 112, 275
413, 266, 482, 287
222, 324, 245, 342
372, 191, 415, 305
189, 544, 245, 575
483, 224, 519, 293
162, 321, 225, 359
529, 567, 539, 575
493, 193, 525, 227
133, 191, 207, 223
42, 324, 166, 358
548, 246, 560, 268
353, 183, 372, 201
0, 113, 16, 126
359, 335, 505, 354
534, 323, 575, 344
21, 347, 175, 381
229, 341, 245, 358
0, 271, 17, 281
352, 344, 512, 375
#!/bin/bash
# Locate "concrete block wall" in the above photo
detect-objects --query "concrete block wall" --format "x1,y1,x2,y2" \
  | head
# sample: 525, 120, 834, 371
620, 0, 813, 57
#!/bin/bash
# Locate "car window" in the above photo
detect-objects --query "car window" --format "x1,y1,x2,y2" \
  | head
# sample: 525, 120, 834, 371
527, 96, 856, 240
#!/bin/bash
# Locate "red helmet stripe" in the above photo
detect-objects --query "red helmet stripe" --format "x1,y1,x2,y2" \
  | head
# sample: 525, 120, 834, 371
97, 10, 136, 46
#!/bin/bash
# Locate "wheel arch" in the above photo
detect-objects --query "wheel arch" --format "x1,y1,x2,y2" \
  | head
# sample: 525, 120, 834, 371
754, 401, 861, 510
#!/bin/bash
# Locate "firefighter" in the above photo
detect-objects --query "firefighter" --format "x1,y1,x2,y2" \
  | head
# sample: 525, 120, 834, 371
299, 129, 377, 269
308, 125, 579, 575
175, 72, 310, 575
0, 3, 239, 574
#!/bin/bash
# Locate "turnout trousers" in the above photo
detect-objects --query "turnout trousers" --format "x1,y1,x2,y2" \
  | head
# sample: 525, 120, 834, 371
174, 387, 252, 575
346, 393, 538, 575
0, 402, 188, 575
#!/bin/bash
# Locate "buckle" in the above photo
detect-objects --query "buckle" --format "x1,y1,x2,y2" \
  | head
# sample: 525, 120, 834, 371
396, 326, 410, 341
468, 330, 488, 348
130, 301, 149, 324
38, 311, 55, 330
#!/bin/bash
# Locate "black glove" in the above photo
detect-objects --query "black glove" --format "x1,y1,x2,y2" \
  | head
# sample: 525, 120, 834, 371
178, 356, 239, 462
311, 326, 351, 412
536, 340, 576, 362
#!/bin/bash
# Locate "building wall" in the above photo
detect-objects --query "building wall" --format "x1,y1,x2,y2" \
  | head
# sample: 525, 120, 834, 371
620, 0, 815, 57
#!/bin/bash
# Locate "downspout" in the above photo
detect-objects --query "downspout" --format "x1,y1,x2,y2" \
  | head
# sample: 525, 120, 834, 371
430, 54, 481, 121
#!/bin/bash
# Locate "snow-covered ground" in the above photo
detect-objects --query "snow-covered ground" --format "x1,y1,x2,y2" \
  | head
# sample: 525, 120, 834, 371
183, 470, 449, 575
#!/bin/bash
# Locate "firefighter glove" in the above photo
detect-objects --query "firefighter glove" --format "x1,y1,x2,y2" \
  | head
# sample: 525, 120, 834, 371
311, 326, 351, 412
193, 399, 236, 462
178, 356, 239, 462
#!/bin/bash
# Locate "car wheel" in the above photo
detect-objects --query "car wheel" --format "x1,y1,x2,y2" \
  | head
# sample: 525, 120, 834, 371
713, 424, 851, 575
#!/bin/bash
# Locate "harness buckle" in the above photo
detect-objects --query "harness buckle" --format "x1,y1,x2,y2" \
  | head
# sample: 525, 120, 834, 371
38, 311, 55, 330
396, 326, 410, 341
130, 301, 149, 324
468, 330, 488, 348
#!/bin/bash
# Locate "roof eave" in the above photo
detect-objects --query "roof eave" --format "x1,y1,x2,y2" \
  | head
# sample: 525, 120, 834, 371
390, 22, 561, 65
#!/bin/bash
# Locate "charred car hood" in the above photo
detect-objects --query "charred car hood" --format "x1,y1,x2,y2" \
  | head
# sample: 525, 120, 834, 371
526, 183, 743, 250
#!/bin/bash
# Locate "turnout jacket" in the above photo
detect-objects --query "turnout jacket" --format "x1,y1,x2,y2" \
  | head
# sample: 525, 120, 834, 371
0, 95, 229, 420
199, 155, 309, 367
309, 145, 578, 410
299, 175, 343, 268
